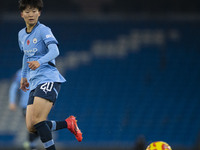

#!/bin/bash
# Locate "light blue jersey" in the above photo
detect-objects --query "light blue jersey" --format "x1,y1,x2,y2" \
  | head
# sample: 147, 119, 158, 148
9, 69, 29, 108
18, 22, 66, 90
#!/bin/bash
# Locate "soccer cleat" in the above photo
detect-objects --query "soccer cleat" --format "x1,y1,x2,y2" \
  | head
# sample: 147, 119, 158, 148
65, 115, 83, 142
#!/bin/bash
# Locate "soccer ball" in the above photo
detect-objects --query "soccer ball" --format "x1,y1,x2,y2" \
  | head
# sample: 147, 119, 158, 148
146, 141, 172, 150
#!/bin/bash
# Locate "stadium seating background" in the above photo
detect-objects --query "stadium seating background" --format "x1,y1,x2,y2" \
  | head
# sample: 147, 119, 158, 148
0, 18, 200, 150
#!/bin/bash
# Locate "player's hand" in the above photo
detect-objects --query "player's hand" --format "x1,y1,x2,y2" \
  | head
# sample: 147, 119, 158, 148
27, 61, 40, 70
9, 103, 17, 111
20, 78, 29, 92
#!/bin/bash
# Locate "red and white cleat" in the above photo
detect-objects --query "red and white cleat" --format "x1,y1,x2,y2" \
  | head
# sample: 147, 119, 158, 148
65, 115, 83, 142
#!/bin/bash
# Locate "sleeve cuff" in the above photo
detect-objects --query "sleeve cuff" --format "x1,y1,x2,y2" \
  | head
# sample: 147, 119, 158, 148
21, 71, 27, 78
37, 59, 43, 65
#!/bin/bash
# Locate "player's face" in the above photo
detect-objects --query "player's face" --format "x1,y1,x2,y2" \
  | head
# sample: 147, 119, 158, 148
21, 6, 41, 27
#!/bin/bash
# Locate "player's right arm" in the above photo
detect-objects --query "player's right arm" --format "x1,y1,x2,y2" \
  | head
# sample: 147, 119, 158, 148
20, 77, 29, 92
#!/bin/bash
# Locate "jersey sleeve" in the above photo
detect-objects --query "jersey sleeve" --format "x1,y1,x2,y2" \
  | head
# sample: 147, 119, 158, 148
41, 26, 58, 47
37, 43, 59, 65
18, 31, 28, 77
21, 54, 28, 78
18, 31, 23, 51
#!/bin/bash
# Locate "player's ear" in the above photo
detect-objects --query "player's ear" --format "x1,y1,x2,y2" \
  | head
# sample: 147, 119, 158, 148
21, 12, 24, 18
38, 11, 41, 17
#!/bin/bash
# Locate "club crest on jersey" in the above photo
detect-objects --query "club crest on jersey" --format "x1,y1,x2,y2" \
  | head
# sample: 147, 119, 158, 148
33, 38, 37, 44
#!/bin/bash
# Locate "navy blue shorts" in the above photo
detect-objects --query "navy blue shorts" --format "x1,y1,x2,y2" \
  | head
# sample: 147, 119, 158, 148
28, 82, 61, 105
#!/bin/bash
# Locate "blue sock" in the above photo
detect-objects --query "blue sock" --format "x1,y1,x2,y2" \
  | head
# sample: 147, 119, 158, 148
34, 121, 56, 150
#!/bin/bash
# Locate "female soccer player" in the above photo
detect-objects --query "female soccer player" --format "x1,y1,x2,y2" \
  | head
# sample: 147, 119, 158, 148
18, 0, 82, 149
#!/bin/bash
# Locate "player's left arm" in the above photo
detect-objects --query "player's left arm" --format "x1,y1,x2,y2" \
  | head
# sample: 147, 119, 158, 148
28, 44, 59, 70
28, 26, 59, 70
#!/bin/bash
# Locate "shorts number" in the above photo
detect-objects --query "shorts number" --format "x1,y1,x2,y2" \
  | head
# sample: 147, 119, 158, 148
40, 82, 54, 94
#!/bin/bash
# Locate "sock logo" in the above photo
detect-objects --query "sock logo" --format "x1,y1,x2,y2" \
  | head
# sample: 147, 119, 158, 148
40, 82, 54, 94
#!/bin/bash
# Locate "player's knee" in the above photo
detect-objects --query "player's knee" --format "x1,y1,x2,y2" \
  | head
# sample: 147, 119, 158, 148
26, 123, 35, 133
26, 117, 41, 133
31, 115, 45, 126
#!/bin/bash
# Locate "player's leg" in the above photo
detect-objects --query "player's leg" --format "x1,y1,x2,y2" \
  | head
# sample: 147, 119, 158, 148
26, 96, 55, 150
45, 116, 83, 142
33, 82, 82, 141
26, 82, 82, 149
26, 104, 36, 133
28, 133, 38, 149
22, 108, 38, 149
27, 103, 83, 143
31, 96, 55, 150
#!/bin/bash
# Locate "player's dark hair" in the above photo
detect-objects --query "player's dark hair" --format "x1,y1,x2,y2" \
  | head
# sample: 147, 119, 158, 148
19, 0, 43, 12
